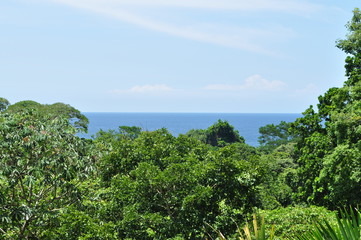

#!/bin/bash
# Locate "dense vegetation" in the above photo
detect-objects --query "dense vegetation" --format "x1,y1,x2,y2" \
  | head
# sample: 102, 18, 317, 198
1, 8, 361, 240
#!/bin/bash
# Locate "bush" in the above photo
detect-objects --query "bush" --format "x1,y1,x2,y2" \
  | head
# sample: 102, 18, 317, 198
259, 206, 336, 239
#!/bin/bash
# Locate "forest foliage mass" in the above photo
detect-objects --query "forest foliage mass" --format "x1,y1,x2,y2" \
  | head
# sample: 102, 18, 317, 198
1, 8, 361, 240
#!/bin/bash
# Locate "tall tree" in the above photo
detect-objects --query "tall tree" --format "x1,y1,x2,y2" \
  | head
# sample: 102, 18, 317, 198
0, 111, 95, 238
258, 121, 296, 153
291, 8, 361, 207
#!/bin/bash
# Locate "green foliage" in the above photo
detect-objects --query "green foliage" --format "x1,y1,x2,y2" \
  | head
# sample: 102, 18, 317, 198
95, 129, 265, 239
0, 111, 95, 238
317, 144, 361, 206
290, 106, 325, 143
206, 120, 245, 146
258, 121, 296, 153
184, 128, 207, 143
239, 214, 275, 240
46, 207, 117, 240
284, 100, 361, 208
289, 9, 361, 208
45, 102, 89, 132
185, 119, 245, 147
2, 8, 361, 239
0, 97, 10, 112
258, 143, 298, 209
336, 8, 361, 56
40, 179, 118, 239
5, 100, 89, 132
212, 214, 275, 240
95, 126, 142, 143
260, 206, 336, 240
298, 208, 361, 240
5, 100, 42, 112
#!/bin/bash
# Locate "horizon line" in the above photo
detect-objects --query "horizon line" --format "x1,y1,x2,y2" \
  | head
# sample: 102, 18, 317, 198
81, 111, 302, 114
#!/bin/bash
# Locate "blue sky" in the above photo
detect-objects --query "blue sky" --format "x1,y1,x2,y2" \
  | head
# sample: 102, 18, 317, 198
1, 0, 359, 113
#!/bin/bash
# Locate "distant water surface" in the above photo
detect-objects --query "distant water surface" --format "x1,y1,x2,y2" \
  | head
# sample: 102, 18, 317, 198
81, 113, 301, 146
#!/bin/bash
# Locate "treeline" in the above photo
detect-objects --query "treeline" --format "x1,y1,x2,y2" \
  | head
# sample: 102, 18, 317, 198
0, 8, 361, 240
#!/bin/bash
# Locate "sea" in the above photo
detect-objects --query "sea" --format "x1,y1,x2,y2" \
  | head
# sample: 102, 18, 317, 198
80, 113, 302, 147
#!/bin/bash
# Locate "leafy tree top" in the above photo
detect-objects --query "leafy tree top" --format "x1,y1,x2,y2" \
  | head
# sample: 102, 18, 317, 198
289, 8, 361, 207
258, 121, 297, 153
336, 8, 361, 56
0, 97, 10, 112
185, 119, 245, 147
5, 100, 88, 132
0, 111, 95, 238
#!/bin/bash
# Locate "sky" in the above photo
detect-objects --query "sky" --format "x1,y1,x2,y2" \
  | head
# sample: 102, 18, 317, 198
1, 0, 359, 113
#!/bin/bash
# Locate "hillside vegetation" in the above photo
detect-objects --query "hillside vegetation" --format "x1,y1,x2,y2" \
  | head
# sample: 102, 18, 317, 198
0, 8, 361, 240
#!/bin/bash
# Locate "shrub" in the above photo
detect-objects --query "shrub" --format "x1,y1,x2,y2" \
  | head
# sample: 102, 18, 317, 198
259, 206, 336, 239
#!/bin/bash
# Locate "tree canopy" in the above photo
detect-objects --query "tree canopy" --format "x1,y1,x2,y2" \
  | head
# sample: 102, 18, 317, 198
258, 121, 296, 153
93, 128, 265, 239
185, 119, 245, 147
0, 97, 10, 112
290, 8, 361, 208
1, 8, 361, 239
5, 100, 89, 132
0, 111, 95, 238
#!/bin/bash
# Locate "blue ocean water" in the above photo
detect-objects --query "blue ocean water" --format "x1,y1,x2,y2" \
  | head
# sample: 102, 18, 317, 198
81, 113, 301, 146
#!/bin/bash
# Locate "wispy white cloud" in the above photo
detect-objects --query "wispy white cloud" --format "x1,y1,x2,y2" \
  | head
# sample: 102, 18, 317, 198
52, 0, 322, 13
50, 0, 323, 54
204, 74, 286, 92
